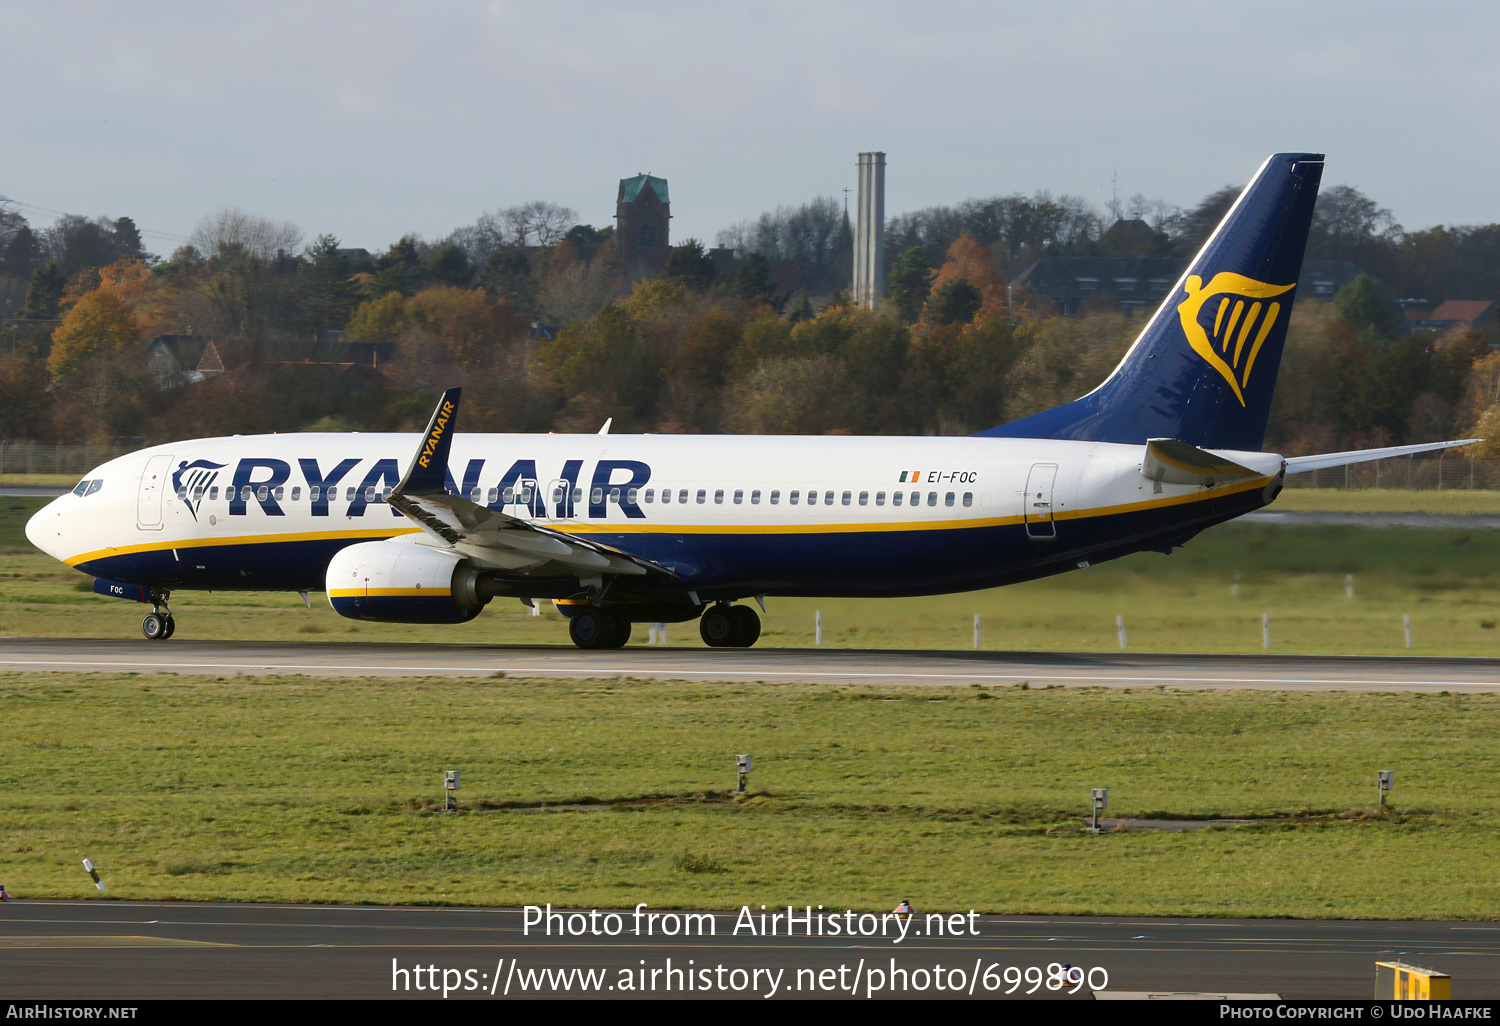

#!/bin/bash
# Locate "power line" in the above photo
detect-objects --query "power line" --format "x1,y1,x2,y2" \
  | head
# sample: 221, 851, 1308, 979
0, 194, 192, 244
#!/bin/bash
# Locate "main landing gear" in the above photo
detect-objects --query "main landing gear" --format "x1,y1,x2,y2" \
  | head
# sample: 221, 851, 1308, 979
141, 590, 175, 641
699, 603, 760, 648
567, 605, 632, 650
564, 601, 762, 650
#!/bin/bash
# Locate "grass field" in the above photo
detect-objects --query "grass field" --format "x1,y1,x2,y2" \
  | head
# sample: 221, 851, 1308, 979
4, 492, 1498, 919
4, 673, 1499, 918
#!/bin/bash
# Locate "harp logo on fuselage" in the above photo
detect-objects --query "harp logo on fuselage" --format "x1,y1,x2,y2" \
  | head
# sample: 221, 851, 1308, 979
1176, 272, 1295, 406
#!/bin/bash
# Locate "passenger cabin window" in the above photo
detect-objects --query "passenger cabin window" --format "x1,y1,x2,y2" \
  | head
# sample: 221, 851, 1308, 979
876, 491, 885, 505
858, 491, 868, 505
661, 489, 671, 504
807, 491, 817, 506
824, 490, 834, 505
678, 489, 688, 503
770, 490, 780, 504
927, 492, 937, 506
696, 489, 706, 504
644, 488, 655, 503
790, 490, 800, 504
714, 489, 724, 504
733, 489, 743, 504
841, 491, 852, 506
750, 490, 761, 504
945, 492, 955, 506
893, 491, 903, 506
963, 492, 973, 507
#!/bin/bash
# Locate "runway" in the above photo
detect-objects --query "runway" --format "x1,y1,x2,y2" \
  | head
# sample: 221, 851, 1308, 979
4, 900, 1500, 1000
0, 637, 1497, 691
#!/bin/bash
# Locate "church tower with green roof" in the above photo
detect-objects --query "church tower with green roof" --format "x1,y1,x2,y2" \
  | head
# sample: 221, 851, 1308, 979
616, 173, 671, 281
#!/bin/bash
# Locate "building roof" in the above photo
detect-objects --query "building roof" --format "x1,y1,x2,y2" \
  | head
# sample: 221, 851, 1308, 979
1426, 300, 1493, 322
618, 174, 669, 205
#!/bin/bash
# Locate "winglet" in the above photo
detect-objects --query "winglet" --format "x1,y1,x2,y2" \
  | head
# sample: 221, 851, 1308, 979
394, 387, 461, 497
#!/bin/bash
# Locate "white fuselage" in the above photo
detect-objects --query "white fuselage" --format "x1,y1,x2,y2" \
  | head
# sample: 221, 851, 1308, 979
27, 431, 1283, 601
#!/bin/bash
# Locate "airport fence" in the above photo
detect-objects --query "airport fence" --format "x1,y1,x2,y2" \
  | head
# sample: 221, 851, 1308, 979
1281, 454, 1500, 491
0, 441, 144, 478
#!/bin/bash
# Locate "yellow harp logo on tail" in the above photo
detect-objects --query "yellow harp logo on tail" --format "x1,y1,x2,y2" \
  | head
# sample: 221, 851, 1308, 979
1176, 272, 1295, 406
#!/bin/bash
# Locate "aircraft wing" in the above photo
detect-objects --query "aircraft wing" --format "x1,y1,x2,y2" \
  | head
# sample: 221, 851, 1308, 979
387, 388, 675, 579
1284, 438, 1482, 474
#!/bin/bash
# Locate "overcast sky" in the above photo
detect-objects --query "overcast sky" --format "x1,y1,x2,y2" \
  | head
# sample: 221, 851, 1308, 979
5, 0, 1496, 257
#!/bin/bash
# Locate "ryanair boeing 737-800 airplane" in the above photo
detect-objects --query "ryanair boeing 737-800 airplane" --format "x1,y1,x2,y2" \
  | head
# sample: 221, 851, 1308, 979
23, 154, 1476, 648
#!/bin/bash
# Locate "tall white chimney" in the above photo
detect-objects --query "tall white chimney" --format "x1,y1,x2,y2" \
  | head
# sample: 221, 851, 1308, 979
854, 152, 885, 310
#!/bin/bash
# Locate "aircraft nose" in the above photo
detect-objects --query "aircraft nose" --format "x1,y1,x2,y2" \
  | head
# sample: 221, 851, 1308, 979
25, 501, 60, 559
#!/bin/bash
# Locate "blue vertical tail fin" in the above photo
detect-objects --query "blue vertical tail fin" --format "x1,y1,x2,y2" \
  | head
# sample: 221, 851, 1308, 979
980, 152, 1324, 450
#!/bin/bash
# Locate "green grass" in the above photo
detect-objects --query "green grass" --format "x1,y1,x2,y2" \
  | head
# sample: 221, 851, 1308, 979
4, 513, 1498, 655
1274, 487, 1500, 514
0, 474, 78, 487
4, 673, 1499, 918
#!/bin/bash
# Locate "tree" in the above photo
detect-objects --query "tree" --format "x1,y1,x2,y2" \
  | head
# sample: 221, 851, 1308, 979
1333, 274, 1402, 342
666, 239, 716, 292
920, 235, 1007, 330
502, 201, 579, 247
20, 261, 65, 320
302, 235, 361, 333
885, 247, 934, 324
1171, 186, 1241, 258
45, 215, 123, 277
190, 208, 302, 261
47, 290, 141, 384
926, 279, 983, 327
112, 217, 148, 261
2, 214, 38, 279
1309, 185, 1401, 262
716, 197, 852, 289
732, 252, 780, 309
428, 241, 474, 288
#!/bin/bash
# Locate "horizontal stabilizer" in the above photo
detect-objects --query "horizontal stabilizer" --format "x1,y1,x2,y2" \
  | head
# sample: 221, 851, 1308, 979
1285, 439, 1482, 474
1143, 438, 1261, 488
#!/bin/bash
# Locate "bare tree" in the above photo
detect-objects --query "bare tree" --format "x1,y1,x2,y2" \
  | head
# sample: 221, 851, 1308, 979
190, 208, 303, 261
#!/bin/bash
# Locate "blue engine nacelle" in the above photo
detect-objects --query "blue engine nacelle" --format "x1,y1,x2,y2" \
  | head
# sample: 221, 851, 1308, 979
326, 540, 490, 624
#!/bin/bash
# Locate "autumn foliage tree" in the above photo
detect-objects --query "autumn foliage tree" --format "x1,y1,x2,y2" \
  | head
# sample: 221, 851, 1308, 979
48, 290, 141, 384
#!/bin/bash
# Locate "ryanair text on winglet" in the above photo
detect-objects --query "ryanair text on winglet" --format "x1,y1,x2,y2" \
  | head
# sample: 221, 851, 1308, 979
417, 402, 454, 469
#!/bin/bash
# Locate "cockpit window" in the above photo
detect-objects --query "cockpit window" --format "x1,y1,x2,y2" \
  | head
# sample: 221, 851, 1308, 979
86, 479, 103, 496
73, 479, 103, 497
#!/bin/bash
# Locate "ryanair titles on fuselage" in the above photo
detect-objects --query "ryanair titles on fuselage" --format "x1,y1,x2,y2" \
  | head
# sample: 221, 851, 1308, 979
171, 451, 990, 523
193, 454, 651, 519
